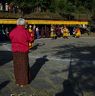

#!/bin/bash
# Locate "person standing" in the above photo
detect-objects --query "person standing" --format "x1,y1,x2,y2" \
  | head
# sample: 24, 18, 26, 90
75, 27, 81, 38
62, 26, 70, 39
5, 3, 8, 11
28, 25, 34, 49
50, 25, 57, 39
35, 27, 40, 39
0, 3, 3, 11
9, 18, 33, 87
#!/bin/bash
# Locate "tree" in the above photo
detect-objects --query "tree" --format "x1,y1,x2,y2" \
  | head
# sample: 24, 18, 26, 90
4, 0, 94, 20
34, 0, 51, 12
57, 0, 75, 19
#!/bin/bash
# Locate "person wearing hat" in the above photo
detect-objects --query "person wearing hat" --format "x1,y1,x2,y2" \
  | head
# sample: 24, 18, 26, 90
9, 18, 33, 87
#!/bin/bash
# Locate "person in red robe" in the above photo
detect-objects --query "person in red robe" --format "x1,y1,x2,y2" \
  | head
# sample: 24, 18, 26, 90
9, 18, 33, 87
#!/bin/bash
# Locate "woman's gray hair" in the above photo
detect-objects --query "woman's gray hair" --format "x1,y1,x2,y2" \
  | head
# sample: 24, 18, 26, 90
16, 18, 26, 25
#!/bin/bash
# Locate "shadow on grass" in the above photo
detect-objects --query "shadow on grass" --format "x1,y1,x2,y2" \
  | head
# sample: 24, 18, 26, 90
54, 44, 95, 96
56, 79, 79, 96
30, 55, 48, 82
0, 51, 12, 66
55, 55, 81, 96
0, 80, 10, 90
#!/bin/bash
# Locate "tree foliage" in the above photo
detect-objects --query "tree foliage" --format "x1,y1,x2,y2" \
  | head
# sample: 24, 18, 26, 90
5, 0, 95, 19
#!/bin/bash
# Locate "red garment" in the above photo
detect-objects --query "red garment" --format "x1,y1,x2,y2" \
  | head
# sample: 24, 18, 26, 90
9, 25, 33, 52
30, 31, 35, 42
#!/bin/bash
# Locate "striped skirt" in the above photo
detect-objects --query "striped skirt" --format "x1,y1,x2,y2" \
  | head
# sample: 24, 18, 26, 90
13, 52, 30, 85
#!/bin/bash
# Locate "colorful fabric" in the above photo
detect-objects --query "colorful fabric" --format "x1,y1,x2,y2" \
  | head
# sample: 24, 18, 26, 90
50, 32, 56, 38
9, 25, 33, 52
29, 42, 33, 49
13, 52, 30, 85
75, 28, 81, 37
63, 28, 69, 37
28, 28, 34, 49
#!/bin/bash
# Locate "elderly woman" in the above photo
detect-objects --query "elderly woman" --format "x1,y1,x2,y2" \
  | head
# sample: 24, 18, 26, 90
9, 18, 33, 87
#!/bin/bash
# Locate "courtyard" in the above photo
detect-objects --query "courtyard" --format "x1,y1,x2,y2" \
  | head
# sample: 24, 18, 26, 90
0, 36, 95, 96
